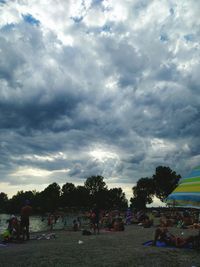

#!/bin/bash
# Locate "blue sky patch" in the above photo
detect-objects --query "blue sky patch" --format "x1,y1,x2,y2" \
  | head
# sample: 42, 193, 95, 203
22, 14, 40, 26
184, 34, 195, 42
170, 8, 174, 15
160, 34, 168, 42
92, 0, 103, 6
86, 24, 112, 35
71, 16, 83, 23
102, 24, 111, 32
1, 23, 15, 31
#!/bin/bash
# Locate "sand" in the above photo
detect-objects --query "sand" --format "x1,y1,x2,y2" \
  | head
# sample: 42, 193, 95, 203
0, 225, 200, 267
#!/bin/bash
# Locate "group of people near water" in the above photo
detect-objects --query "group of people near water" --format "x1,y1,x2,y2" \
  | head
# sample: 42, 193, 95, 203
86, 207, 200, 249
45, 207, 127, 234
2, 203, 200, 249
45, 206, 127, 234
2, 200, 32, 242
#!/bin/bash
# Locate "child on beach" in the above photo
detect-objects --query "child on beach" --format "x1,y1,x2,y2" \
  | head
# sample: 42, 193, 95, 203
3, 215, 20, 242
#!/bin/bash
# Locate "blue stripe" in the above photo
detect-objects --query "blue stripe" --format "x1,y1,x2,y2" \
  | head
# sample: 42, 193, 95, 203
183, 169, 200, 179
167, 193, 200, 201
168, 192, 200, 197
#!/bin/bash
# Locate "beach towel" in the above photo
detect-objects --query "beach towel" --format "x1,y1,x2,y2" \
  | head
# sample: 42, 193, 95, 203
0, 242, 7, 248
31, 233, 56, 240
0, 242, 21, 247
143, 240, 193, 249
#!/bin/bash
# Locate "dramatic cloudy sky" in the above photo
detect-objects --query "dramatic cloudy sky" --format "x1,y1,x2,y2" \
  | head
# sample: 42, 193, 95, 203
0, 0, 200, 203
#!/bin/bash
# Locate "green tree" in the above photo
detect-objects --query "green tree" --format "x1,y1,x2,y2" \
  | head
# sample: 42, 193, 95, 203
7, 190, 35, 213
74, 186, 90, 208
84, 175, 108, 208
130, 178, 155, 210
84, 175, 107, 195
31, 190, 43, 213
61, 182, 76, 208
0, 192, 8, 212
39, 183, 61, 212
108, 188, 128, 210
152, 166, 181, 201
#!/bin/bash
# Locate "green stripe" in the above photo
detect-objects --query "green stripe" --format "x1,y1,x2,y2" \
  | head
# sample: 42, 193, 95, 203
180, 177, 200, 184
176, 182, 200, 189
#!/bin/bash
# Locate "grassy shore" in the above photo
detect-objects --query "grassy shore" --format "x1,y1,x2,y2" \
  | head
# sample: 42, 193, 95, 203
0, 225, 200, 267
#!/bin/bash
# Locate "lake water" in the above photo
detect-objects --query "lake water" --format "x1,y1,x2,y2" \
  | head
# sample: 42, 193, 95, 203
0, 213, 88, 233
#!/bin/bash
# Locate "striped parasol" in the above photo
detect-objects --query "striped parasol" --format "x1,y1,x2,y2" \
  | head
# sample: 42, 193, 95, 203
166, 166, 200, 208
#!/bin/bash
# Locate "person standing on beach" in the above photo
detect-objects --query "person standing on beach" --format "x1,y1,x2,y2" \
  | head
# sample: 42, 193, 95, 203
20, 200, 32, 240
48, 214, 54, 231
90, 206, 100, 234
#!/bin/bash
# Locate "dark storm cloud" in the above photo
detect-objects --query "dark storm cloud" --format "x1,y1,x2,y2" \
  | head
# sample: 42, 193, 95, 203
0, 0, 200, 198
0, 94, 79, 131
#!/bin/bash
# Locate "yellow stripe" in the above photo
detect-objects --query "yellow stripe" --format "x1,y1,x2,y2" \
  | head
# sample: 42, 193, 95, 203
174, 186, 200, 193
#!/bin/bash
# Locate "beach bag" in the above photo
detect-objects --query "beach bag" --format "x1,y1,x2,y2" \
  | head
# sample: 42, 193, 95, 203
82, 230, 92, 236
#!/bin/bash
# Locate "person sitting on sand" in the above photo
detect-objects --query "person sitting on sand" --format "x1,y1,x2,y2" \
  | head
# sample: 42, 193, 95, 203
8, 215, 20, 240
159, 214, 174, 227
153, 227, 196, 248
113, 218, 125, 231
3, 215, 20, 242
136, 210, 146, 222
101, 213, 113, 230
187, 223, 200, 229
182, 213, 193, 226
141, 215, 153, 228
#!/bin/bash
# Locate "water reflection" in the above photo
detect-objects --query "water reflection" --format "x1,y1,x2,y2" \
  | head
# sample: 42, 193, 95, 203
0, 214, 88, 233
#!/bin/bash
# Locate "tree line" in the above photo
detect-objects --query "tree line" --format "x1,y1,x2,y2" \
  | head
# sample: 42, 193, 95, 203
0, 166, 181, 214
0, 175, 128, 214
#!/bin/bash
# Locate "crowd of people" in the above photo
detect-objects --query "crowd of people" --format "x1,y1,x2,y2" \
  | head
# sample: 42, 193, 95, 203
151, 210, 200, 248
1, 204, 200, 249
84, 208, 200, 249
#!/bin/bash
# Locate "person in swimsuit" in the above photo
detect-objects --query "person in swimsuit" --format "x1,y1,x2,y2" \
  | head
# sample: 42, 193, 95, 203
20, 200, 32, 240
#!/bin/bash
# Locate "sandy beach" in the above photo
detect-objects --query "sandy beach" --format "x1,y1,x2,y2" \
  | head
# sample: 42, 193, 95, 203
0, 224, 200, 267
